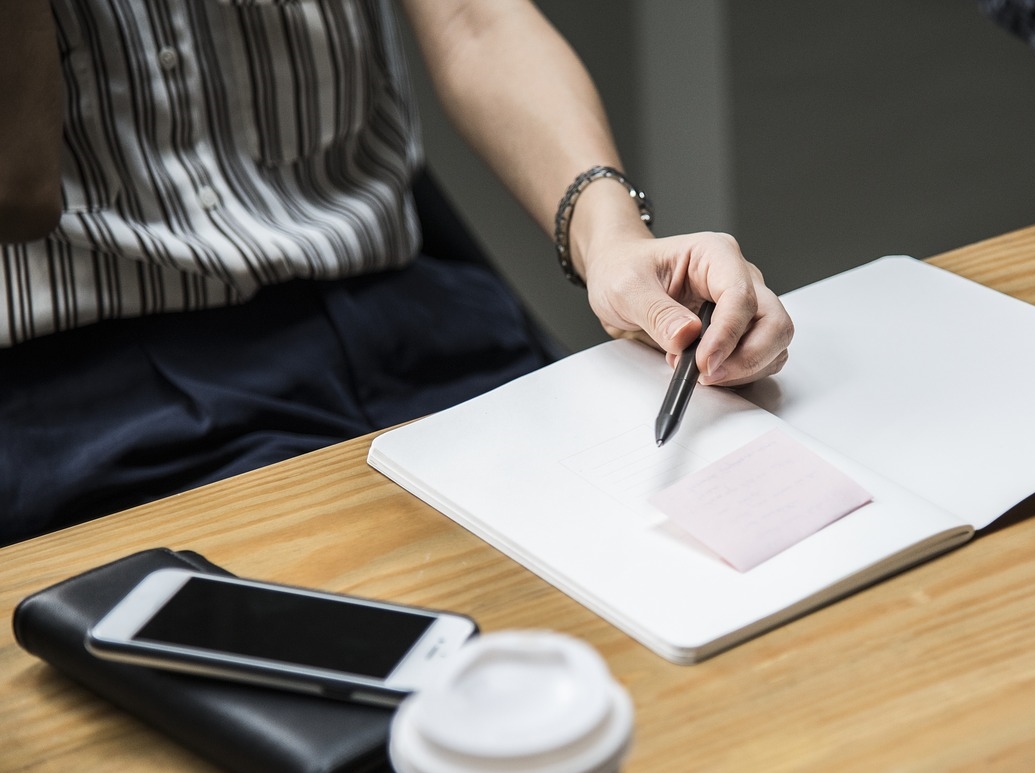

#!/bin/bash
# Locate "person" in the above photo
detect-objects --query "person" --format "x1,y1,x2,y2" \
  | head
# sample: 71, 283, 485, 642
0, 0, 793, 545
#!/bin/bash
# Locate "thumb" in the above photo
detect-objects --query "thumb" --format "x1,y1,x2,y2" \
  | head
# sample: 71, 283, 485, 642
642, 295, 704, 358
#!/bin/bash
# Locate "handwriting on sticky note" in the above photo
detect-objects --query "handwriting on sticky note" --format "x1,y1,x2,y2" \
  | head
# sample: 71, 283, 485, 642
649, 429, 872, 572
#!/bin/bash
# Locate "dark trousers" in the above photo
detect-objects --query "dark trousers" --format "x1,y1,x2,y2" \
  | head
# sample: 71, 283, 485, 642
0, 256, 556, 544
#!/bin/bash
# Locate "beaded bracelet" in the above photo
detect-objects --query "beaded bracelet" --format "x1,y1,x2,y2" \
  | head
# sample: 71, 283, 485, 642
553, 165, 654, 286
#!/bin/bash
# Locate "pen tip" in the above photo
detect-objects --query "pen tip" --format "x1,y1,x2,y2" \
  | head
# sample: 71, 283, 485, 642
656, 439, 664, 447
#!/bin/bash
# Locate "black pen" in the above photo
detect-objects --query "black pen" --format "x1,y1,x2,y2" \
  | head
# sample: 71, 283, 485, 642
654, 301, 716, 446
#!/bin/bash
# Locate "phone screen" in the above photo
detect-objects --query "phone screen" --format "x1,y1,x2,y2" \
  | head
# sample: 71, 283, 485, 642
134, 577, 435, 679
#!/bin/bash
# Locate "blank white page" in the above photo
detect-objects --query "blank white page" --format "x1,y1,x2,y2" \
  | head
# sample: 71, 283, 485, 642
369, 337, 966, 663
741, 256, 1035, 528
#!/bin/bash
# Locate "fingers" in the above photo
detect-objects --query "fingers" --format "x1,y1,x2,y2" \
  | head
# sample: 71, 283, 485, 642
693, 280, 757, 379
586, 231, 793, 387
700, 286, 793, 386
597, 281, 710, 361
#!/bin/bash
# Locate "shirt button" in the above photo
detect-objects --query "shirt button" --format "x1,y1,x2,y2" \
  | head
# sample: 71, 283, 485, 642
158, 47, 179, 71
197, 186, 220, 210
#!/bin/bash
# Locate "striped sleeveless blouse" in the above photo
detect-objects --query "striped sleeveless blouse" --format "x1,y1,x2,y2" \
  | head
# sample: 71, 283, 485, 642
1, 0, 422, 346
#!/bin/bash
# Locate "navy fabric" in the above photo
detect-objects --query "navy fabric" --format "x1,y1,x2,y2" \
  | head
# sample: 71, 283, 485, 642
0, 257, 553, 544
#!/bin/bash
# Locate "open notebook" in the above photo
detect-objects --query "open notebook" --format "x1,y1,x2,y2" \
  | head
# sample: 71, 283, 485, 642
368, 257, 1035, 663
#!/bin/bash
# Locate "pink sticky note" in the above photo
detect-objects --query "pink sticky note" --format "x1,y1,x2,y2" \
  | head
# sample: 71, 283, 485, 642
649, 429, 872, 572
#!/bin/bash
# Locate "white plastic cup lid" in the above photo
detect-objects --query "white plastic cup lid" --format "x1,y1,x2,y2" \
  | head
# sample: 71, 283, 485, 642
389, 631, 633, 773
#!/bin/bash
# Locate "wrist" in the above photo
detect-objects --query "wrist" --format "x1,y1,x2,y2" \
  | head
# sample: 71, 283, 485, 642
554, 166, 653, 286
570, 180, 654, 282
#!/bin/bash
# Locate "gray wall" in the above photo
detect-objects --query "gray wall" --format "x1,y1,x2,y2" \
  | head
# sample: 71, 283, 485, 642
402, 1, 1035, 353
729, 0, 1035, 296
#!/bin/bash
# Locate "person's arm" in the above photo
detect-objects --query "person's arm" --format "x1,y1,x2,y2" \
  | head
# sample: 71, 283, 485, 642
0, 0, 63, 243
400, 0, 792, 385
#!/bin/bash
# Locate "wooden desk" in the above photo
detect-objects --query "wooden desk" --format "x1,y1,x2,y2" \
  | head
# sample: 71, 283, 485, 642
4, 227, 1035, 773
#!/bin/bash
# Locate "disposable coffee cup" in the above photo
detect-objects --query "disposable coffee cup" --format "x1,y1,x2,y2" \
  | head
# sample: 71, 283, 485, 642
389, 630, 634, 773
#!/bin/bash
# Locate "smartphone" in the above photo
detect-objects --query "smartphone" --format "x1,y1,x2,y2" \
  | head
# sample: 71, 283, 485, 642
85, 569, 478, 706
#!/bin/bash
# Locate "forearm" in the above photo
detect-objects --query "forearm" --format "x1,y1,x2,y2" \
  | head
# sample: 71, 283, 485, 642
0, 0, 63, 243
400, 0, 648, 273
402, 0, 793, 383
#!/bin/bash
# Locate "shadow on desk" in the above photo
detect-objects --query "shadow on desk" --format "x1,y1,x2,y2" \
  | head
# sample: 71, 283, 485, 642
976, 491, 1035, 537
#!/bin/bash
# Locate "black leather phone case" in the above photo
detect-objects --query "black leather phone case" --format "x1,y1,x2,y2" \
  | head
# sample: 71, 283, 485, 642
12, 548, 392, 773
